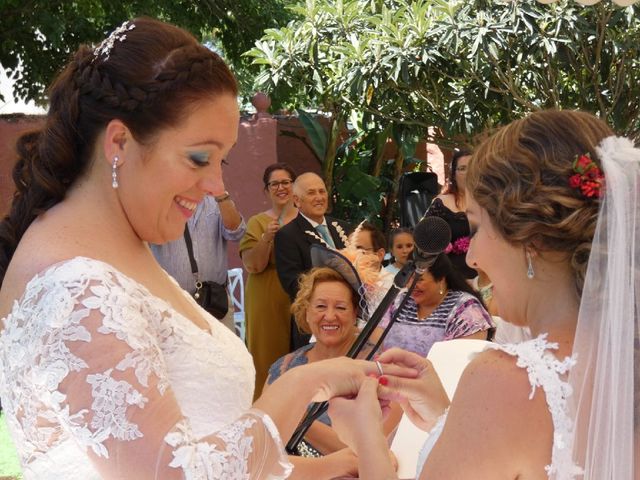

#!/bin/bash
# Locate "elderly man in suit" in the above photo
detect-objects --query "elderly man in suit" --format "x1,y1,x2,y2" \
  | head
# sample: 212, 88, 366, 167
274, 172, 351, 350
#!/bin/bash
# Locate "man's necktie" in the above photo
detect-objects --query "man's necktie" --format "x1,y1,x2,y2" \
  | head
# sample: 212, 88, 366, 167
315, 224, 336, 248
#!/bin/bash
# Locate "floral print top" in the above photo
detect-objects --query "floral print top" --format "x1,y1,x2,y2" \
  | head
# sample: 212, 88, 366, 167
379, 291, 494, 357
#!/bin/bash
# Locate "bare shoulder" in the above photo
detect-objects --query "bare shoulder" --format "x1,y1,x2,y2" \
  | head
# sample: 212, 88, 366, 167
435, 193, 457, 210
454, 348, 543, 413
421, 348, 553, 479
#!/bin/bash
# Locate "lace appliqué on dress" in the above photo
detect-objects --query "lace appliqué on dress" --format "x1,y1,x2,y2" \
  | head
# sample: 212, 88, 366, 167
490, 335, 584, 480
0, 257, 292, 479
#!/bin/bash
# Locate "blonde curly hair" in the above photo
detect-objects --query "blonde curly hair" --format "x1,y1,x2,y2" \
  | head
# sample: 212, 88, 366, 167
466, 109, 613, 296
291, 267, 358, 334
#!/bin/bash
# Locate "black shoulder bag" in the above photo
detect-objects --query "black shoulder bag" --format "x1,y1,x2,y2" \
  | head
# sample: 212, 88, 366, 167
184, 225, 229, 319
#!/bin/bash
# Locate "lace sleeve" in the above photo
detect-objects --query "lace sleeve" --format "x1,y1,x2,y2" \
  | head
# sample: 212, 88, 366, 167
0, 260, 292, 479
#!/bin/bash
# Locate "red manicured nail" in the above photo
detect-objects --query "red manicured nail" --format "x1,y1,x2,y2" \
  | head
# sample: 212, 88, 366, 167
378, 376, 389, 386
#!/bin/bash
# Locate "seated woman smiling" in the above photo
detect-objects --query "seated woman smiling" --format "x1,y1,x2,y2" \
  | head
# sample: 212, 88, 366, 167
266, 267, 360, 457
266, 266, 403, 463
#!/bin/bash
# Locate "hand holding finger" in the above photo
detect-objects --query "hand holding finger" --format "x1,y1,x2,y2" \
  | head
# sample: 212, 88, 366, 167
328, 376, 384, 453
309, 357, 418, 402
376, 369, 450, 431
377, 347, 431, 372
363, 358, 419, 380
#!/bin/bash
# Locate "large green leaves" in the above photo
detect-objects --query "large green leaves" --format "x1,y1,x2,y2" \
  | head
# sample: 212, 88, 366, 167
0, 0, 294, 104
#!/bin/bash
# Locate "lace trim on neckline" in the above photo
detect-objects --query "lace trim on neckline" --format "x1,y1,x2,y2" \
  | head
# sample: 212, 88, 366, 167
490, 334, 584, 479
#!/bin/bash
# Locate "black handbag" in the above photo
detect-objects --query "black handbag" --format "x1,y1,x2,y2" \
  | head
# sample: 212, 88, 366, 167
184, 225, 229, 319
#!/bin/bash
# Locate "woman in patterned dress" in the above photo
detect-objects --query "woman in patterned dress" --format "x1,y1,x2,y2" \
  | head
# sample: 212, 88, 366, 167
373, 252, 494, 358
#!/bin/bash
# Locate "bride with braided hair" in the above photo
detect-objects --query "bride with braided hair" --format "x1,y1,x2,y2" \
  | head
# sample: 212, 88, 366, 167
0, 18, 416, 479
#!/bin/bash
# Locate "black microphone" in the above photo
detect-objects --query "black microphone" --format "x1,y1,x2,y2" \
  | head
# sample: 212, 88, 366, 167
412, 215, 451, 271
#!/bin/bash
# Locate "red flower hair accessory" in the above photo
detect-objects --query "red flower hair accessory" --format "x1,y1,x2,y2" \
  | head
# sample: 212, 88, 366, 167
569, 153, 605, 199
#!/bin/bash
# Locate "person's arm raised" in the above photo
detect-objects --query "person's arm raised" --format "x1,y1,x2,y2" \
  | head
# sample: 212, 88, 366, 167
241, 218, 279, 274
215, 192, 243, 231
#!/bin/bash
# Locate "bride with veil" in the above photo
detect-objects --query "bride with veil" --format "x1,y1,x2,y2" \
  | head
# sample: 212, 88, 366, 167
328, 109, 639, 479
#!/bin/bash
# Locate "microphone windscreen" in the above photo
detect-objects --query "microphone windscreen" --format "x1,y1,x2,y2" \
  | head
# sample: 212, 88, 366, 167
413, 216, 452, 254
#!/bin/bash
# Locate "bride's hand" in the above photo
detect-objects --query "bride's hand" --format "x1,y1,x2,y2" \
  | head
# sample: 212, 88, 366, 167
306, 357, 418, 403
376, 348, 450, 431
328, 376, 386, 454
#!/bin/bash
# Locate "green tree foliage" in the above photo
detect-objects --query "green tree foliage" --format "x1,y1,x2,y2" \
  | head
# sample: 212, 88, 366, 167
0, 0, 293, 104
247, 0, 640, 225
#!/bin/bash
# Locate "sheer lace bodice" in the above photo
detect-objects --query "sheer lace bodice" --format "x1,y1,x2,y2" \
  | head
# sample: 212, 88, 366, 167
417, 335, 582, 479
0, 257, 292, 479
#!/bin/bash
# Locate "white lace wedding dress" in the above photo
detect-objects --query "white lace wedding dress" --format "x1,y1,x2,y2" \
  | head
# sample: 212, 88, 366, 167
416, 335, 583, 480
0, 257, 292, 479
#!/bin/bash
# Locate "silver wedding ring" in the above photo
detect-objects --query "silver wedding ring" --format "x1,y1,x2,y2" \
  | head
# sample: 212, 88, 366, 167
375, 360, 384, 376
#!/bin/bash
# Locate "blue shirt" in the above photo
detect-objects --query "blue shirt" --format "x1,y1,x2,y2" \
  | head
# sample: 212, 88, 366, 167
150, 196, 246, 291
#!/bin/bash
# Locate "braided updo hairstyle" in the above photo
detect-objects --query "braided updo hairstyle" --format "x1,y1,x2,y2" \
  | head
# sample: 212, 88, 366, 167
466, 110, 613, 296
0, 17, 238, 283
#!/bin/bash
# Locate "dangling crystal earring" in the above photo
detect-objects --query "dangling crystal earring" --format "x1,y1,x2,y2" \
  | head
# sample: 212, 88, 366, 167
526, 250, 535, 279
112, 156, 119, 189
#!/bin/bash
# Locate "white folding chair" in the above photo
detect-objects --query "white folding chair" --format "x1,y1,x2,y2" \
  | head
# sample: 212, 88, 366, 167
227, 267, 245, 340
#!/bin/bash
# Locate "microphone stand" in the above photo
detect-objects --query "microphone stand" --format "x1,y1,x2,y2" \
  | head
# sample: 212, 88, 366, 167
285, 261, 421, 454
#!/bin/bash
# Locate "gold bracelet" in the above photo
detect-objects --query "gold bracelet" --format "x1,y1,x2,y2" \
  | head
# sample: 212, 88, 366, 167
214, 191, 231, 203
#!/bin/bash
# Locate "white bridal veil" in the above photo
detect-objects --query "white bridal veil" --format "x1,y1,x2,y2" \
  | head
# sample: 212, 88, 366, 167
569, 136, 640, 479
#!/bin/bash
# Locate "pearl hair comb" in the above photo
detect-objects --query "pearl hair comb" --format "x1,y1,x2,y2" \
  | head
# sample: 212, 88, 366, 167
94, 20, 135, 60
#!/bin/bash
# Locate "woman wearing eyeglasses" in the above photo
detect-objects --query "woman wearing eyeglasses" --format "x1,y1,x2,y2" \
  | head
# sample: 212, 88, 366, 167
240, 163, 299, 398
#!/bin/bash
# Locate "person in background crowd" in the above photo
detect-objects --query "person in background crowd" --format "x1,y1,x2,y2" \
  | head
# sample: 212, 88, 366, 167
151, 191, 246, 332
275, 172, 351, 350
240, 163, 298, 399
347, 221, 395, 325
472, 268, 498, 316
425, 148, 477, 279
373, 252, 493, 358
384, 227, 414, 275
351, 221, 386, 269
266, 267, 401, 469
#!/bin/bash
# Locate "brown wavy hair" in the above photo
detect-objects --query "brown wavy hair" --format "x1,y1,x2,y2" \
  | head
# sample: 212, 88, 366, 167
291, 267, 358, 334
446, 148, 472, 208
0, 17, 238, 283
466, 109, 613, 295
262, 163, 297, 190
